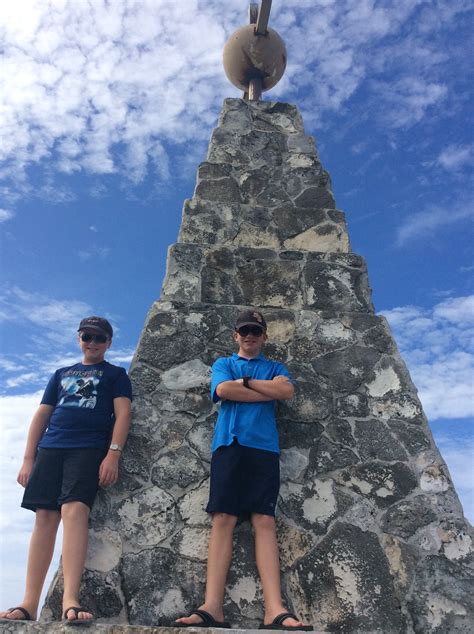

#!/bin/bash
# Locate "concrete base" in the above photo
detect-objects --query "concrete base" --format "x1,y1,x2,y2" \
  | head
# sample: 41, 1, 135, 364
0, 626, 329, 634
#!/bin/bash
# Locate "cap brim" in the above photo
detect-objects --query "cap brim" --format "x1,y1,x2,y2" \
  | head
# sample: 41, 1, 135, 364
235, 322, 265, 329
78, 325, 109, 336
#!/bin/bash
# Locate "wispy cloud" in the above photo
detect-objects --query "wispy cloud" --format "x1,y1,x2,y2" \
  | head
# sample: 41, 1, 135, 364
395, 199, 473, 247
382, 295, 474, 420
78, 246, 111, 261
0, 209, 14, 223
0, 0, 470, 194
434, 433, 474, 522
0, 286, 131, 394
0, 391, 63, 608
371, 77, 447, 129
436, 144, 474, 172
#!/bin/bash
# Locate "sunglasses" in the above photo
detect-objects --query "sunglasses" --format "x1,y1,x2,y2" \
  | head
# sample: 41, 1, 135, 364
80, 332, 109, 344
237, 325, 264, 337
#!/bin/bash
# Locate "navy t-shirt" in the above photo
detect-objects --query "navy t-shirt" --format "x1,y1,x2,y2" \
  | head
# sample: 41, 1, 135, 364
39, 361, 132, 449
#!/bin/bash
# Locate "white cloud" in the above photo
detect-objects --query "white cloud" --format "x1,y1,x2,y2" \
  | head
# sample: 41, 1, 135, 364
434, 433, 474, 523
0, 391, 63, 610
77, 246, 111, 261
0, 209, 14, 223
0, 286, 131, 393
371, 77, 448, 129
0, 0, 470, 192
437, 144, 474, 172
382, 295, 474, 420
395, 199, 473, 247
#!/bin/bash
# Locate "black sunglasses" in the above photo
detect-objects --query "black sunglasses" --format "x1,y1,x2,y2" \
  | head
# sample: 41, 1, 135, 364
80, 332, 108, 344
237, 325, 264, 337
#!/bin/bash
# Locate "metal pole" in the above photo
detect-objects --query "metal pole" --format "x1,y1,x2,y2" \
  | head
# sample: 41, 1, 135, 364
249, 2, 258, 24
248, 77, 263, 101
255, 0, 272, 35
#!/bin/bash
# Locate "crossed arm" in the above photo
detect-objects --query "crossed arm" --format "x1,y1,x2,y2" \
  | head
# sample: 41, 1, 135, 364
216, 375, 294, 402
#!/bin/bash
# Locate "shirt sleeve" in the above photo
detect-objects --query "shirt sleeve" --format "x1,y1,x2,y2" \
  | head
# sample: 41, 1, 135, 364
40, 371, 59, 406
211, 357, 234, 403
112, 368, 133, 401
273, 362, 294, 383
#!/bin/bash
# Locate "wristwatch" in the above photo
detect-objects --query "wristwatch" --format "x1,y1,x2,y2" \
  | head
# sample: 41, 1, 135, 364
242, 376, 252, 389
109, 443, 123, 452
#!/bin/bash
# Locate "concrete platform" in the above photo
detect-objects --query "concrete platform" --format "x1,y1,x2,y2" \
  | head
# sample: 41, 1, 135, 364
0, 625, 329, 634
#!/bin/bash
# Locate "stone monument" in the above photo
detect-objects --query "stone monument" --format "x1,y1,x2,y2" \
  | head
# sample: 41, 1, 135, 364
40, 2, 473, 633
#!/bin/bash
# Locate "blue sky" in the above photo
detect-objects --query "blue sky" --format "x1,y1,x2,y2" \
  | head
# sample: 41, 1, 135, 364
1, 0, 473, 610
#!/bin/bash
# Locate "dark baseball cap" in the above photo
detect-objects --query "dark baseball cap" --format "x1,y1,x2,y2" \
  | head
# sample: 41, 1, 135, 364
78, 316, 113, 338
235, 309, 267, 330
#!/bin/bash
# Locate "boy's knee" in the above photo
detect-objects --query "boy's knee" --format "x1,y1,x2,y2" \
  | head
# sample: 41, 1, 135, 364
61, 500, 90, 521
212, 512, 238, 529
251, 513, 276, 531
35, 509, 61, 529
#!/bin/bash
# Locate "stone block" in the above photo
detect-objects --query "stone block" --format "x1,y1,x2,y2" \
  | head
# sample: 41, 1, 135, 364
288, 523, 406, 632
337, 462, 417, 508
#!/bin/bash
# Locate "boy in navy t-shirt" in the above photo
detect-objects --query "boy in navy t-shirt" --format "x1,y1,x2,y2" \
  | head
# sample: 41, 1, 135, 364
175, 310, 312, 631
0, 317, 132, 625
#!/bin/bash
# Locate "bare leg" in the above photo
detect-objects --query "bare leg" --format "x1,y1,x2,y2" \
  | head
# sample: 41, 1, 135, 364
61, 501, 93, 622
0, 509, 61, 621
174, 512, 238, 624
252, 513, 306, 628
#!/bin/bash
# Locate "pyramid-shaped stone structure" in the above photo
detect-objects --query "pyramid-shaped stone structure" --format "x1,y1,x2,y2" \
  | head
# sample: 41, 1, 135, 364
44, 99, 473, 633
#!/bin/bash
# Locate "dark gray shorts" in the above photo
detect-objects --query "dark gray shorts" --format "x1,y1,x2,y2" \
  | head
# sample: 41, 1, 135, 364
206, 439, 280, 518
21, 447, 106, 512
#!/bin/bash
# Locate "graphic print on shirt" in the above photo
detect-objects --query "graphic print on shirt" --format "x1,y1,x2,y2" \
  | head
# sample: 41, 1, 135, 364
58, 371, 102, 409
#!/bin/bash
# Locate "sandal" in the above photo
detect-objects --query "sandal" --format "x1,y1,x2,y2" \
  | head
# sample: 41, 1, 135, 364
172, 608, 231, 628
0, 607, 33, 622
63, 606, 95, 626
259, 612, 313, 631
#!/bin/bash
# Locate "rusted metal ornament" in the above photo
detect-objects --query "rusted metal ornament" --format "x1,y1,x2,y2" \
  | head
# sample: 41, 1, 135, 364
223, 24, 287, 94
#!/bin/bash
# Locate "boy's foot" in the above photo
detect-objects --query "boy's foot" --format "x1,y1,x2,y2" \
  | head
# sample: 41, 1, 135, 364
260, 611, 313, 631
63, 606, 95, 625
0, 606, 34, 621
173, 608, 230, 628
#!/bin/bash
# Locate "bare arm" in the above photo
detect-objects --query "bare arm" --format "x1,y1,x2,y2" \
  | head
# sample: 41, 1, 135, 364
245, 375, 294, 401
17, 404, 54, 487
216, 381, 274, 402
99, 397, 132, 487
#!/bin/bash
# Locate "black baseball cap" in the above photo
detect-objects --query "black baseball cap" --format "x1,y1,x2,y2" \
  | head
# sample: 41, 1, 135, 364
235, 309, 267, 331
78, 316, 113, 338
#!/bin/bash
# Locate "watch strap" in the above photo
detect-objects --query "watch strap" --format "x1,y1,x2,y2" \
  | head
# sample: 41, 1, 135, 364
243, 376, 251, 389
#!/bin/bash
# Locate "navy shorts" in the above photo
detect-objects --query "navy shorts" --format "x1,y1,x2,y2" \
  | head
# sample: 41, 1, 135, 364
21, 447, 106, 512
206, 439, 280, 517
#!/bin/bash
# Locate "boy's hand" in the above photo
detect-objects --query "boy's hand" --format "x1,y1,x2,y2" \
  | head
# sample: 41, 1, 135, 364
17, 458, 34, 488
273, 375, 290, 383
99, 452, 120, 487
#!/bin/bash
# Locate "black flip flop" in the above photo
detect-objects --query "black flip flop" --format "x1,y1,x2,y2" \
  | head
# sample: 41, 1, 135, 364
63, 606, 95, 626
172, 608, 231, 628
259, 612, 314, 631
0, 606, 33, 622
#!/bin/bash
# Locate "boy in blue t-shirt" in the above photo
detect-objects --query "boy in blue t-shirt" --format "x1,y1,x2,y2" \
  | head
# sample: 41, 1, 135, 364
175, 310, 312, 631
0, 317, 132, 626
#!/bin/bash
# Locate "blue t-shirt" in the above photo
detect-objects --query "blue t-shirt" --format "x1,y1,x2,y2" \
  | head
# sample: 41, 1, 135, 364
39, 361, 132, 449
210, 353, 292, 454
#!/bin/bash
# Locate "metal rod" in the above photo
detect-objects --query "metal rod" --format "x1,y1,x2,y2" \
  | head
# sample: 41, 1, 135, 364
248, 77, 262, 101
255, 0, 272, 35
249, 2, 258, 24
